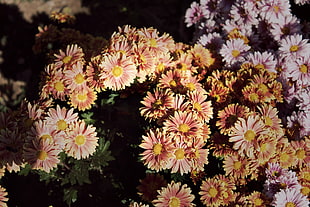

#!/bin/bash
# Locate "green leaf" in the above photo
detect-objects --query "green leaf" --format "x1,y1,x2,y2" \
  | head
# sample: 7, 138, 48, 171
63, 187, 78, 207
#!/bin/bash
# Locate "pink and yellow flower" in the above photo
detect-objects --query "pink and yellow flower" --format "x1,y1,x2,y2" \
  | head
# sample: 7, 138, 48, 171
69, 85, 97, 111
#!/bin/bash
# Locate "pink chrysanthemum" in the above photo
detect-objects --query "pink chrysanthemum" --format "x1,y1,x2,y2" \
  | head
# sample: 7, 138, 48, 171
278, 34, 310, 60
54, 44, 84, 69
258, 0, 291, 23
166, 142, 192, 175
184, 1, 206, 27
99, 52, 137, 90
139, 128, 173, 171
272, 188, 309, 207
133, 46, 156, 83
188, 90, 213, 123
199, 177, 228, 207
45, 105, 79, 132
290, 140, 310, 168
64, 61, 88, 92
158, 69, 185, 93
229, 115, 265, 158
140, 88, 174, 121
164, 111, 203, 142
152, 181, 195, 207
64, 120, 99, 160
258, 104, 283, 136
270, 14, 301, 41
189, 137, 209, 172
223, 152, 249, 179
220, 38, 251, 66
69, 85, 97, 111
246, 51, 277, 74
85, 55, 106, 92
23, 138, 61, 173
286, 53, 310, 86
0, 186, 8, 207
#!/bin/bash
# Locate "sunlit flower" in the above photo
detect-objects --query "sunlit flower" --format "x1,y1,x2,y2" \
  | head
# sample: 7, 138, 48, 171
140, 88, 174, 121
199, 177, 228, 207
255, 135, 277, 164
229, 115, 265, 158
166, 142, 192, 175
188, 90, 213, 122
272, 188, 309, 207
133, 46, 156, 83
190, 44, 215, 68
139, 128, 173, 171
246, 51, 277, 74
223, 152, 249, 179
245, 191, 269, 207
185, 1, 206, 27
64, 120, 99, 160
278, 34, 310, 60
69, 85, 97, 111
270, 14, 301, 41
216, 103, 250, 135
45, 105, 79, 132
286, 53, 310, 86
64, 61, 88, 92
85, 55, 106, 92
258, 104, 283, 136
290, 140, 310, 168
0, 185, 8, 207
23, 138, 61, 173
100, 52, 137, 90
163, 111, 203, 142
152, 181, 195, 207
220, 38, 251, 66
54, 44, 84, 69
258, 0, 291, 23
189, 137, 209, 172
158, 69, 185, 93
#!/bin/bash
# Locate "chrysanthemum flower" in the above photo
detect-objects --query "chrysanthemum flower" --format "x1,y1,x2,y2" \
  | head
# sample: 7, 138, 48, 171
166, 142, 192, 175
290, 140, 310, 168
139, 128, 173, 171
69, 85, 97, 111
223, 152, 249, 179
173, 52, 195, 76
197, 32, 224, 53
109, 35, 133, 56
136, 173, 167, 202
0, 129, 24, 168
54, 44, 84, 69
152, 181, 195, 207
272, 188, 309, 207
85, 55, 106, 92
163, 111, 203, 142
270, 14, 301, 41
99, 52, 137, 90
140, 88, 174, 121
245, 191, 269, 207
189, 138, 209, 172
23, 138, 61, 173
64, 120, 99, 160
286, 53, 310, 86
275, 143, 297, 169
278, 34, 310, 60
258, 0, 291, 23
0, 185, 8, 207
258, 104, 283, 136
199, 177, 228, 207
133, 46, 156, 83
64, 61, 88, 92
158, 69, 185, 93
229, 115, 265, 158
220, 38, 251, 66
255, 135, 277, 165
45, 105, 79, 132
229, 1, 259, 26
216, 103, 250, 135
185, 1, 206, 27
246, 51, 277, 74
190, 44, 215, 68
207, 83, 230, 103
188, 90, 213, 123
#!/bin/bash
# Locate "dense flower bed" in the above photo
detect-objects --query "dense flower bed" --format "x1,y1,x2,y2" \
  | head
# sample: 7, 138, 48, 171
0, 0, 309, 206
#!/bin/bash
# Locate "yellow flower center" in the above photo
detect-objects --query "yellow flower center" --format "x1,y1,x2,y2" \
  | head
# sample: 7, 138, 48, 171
260, 143, 267, 152
265, 116, 273, 127
41, 134, 52, 142
57, 119, 68, 131
139, 54, 146, 65
186, 82, 196, 91
156, 63, 165, 73
255, 64, 265, 70
273, 5, 279, 13
258, 83, 268, 94
175, 148, 185, 160
231, 50, 240, 58
149, 38, 157, 48
280, 152, 289, 162
296, 149, 305, 159
169, 80, 177, 87
285, 202, 296, 207
254, 198, 263, 206
244, 129, 256, 141
152, 99, 162, 108
290, 45, 299, 52
75, 134, 86, 146
208, 187, 218, 198
111, 66, 123, 77
54, 81, 65, 92
193, 102, 202, 111
37, 150, 48, 161
178, 123, 190, 133
233, 161, 242, 170
77, 93, 87, 101
249, 93, 259, 102
304, 172, 310, 181
169, 197, 180, 207
301, 186, 310, 196
74, 73, 85, 84
153, 143, 162, 155
62, 56, 72, 64
299, 64, 308, 73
